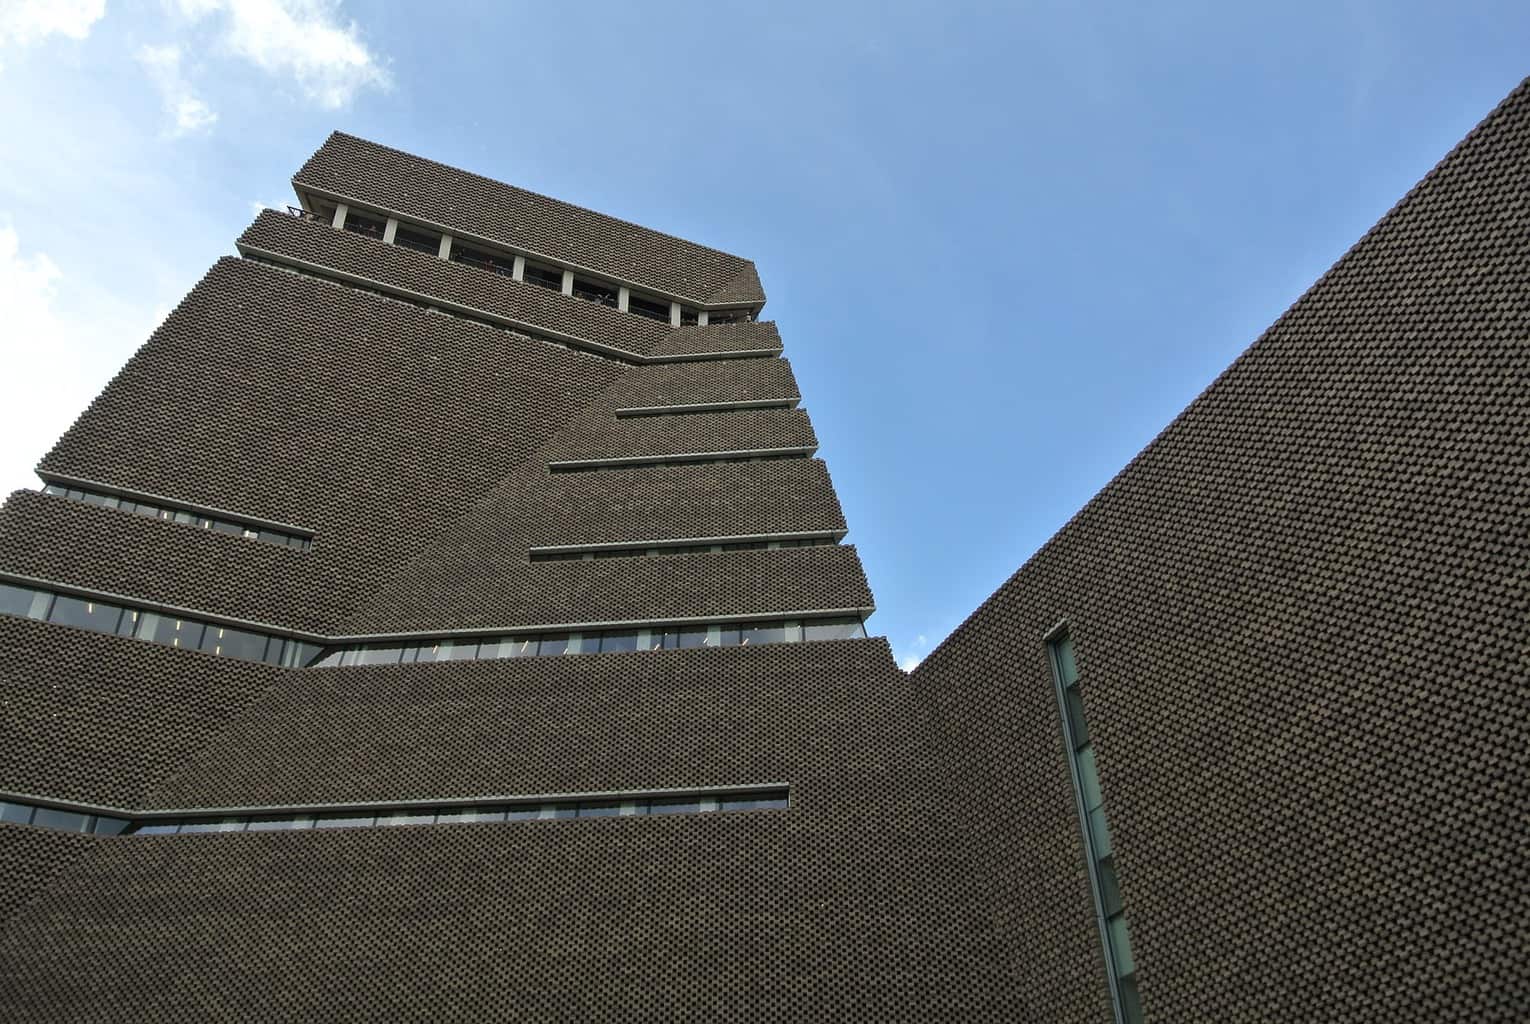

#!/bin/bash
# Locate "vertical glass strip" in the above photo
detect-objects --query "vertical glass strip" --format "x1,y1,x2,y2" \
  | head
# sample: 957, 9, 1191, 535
1048, 630, 1142, 1024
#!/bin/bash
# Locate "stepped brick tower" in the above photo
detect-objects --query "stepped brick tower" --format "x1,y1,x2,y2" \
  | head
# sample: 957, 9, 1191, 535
1, 79, 1527, 1021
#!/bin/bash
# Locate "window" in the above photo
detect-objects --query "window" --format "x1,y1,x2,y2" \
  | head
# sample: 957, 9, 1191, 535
523, 262, 563, 291
1048, 631, 1143, 1024
571, 276, 617, 306
679, 308, 699, 326
449, 242, 515, 277
627, 294, 670, 322
393, 225, 440, 255
343, 209, 387, 239
707, 310, 752, 325
200, 625, 268, 661
43, 482, 312, 550
48, 595, 123, 635
803, 617, 867, 641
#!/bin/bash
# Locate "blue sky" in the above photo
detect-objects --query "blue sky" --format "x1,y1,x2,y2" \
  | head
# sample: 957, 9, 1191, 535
1, 2, 1526, 668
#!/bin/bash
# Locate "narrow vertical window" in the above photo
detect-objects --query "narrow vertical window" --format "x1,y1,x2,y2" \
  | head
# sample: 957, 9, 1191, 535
1048, 630, 1143, 1023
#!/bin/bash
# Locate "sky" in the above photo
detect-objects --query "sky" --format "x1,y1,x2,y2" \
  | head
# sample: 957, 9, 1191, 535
0, 1, 1526, 670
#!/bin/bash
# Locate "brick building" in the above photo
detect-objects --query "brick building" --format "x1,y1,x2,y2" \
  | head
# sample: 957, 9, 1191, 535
1, 78, 1526, 1021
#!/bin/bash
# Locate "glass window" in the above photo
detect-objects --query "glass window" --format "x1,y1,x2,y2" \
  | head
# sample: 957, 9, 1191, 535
449, 243, 514, 277
488, 636, 536, 658
209, 520, 243, 536
437, 807, 504, 823
739, 623, 787, 647
131, 501, 162, 519
138, 613, 205, 650
711, 626, 741, 648
31, 808, 92, 832
1063, 687, 1091, 750
571, 277, 617, 306
48, 595, 123, 635
116, 608, 142, 637
0, 801, 33, 824
91, 817, 131, 836
43, 483, 67, 496
200, 624, 269, 661
523, 263, 562, 290
721, 794, 789, 811
350, 644, 407, 666
413, 639, 478, 662
316, 814, 375, 829
598, 631, 639, 654
648, 799, 703, 816
536, 634, 571, 656
1053, 634, 1080, 686
135, 823, 180, 835
180, 819, 241, 833
378, 811, 435, 826
247, 816, 314, 832
260, 636, 288, 666
1076, 746, 1105, 811
79, 491, 116, 508
576, 802, 623, 818
542, 804, 578, 819
663, 626, 710, 650
343, 209, 387, 238
0, 582, 36, 619
628, 294, 669, 321
393, 225, 440, 254
504, 806, 541, 821
803, 617, 867, 641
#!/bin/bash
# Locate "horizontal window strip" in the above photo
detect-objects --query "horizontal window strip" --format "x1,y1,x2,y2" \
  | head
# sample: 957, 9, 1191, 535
0, 799, 130, 836
530, 535, 838, 562
291, 201, 727, 325
549, 448, 815, 474
0, 580, 320, 667
0, 578, 870, 669
312, 616, 868, 667
0, 785, 789, 838
613, 398, 800, 418
41, 483, 312, 551
243, 250, 774, 368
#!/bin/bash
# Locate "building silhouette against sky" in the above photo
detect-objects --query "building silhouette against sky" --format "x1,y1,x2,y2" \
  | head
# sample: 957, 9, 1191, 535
0, 78, 1525, 1021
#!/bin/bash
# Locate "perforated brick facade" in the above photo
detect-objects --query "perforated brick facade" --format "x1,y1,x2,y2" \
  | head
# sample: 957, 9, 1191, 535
1, 81, 1526, 1020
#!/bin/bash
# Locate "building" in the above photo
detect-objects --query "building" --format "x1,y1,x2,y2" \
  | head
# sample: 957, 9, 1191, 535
0, 78, 1525, 1021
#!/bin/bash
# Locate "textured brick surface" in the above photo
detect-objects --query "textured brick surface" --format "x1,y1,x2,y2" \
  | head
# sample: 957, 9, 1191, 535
912, 76, 1530, 1022
35, 257, 623, 632
294, 132, 765, 305
344, 543, 872, 634
0, 617, 283, 808
0, 824, 97, 926
607, 357, 799, 408
653, 320, 782, 357
3, 79, 1528, 1022
0, 640, 1031, 1022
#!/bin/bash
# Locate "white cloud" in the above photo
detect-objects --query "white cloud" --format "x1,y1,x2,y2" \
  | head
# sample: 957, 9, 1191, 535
249, 198, 291, 217
0, 0, 105, 48
0, 221, 166, 499
898, 654, 922, 672
175, 0, 389, 109
137, 44, 217, 135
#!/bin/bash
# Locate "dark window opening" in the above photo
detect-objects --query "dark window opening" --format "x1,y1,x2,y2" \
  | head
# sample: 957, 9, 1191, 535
393, 225, 441, 255
627, 294, 670, 321
572, 276, 618, 306
449, 243, 515, 278
523, 262, 563, 291
343, 209, 387, 239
